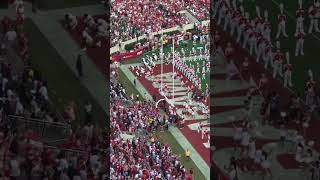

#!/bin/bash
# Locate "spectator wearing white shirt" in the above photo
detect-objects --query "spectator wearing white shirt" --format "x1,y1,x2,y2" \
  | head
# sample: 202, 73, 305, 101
9, 156, 21, 178
65, 13, 78, 30
84, 101, 92, 121
5, 29, 17, 43
15, 98, 23, 115
39, 82, 49, 101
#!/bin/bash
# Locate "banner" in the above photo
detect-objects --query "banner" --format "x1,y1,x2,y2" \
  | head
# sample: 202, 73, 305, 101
112, 48, 144, 62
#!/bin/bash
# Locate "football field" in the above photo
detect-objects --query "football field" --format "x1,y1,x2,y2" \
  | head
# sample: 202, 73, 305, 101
242, 0, 320, 93
123, 40, 210, 92
118, 40, 210, 180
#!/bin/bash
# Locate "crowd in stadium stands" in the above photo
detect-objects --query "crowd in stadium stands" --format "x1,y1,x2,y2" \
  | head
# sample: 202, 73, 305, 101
62, 0, 210, 48
110, 0, 210, 47
0, 114, 108, 179
109, 72, 194, 179
183, 0, 210, 21
110, 0, 190, 47
0, 4, 108, 179
63, 13, 108, 50
110, 81, 128, 101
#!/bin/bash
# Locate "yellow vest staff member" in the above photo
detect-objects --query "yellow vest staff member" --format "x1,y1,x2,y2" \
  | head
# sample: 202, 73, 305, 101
185, 149, 191, 160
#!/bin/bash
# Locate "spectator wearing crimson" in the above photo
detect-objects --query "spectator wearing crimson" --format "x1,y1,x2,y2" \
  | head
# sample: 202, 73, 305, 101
1, 16, 11, 34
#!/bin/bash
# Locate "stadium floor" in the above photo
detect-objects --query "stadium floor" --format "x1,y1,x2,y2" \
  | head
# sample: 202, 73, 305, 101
212, 18, 320, 180
120, 63, 211, 179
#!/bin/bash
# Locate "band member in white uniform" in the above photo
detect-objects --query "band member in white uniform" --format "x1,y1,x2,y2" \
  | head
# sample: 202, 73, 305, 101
273, 49, 284, 78
296, 0, 305, 33
276, 3, 289, 38
295, 29, 305, 56
283, 52, 293, 87
308, 1, 320, 33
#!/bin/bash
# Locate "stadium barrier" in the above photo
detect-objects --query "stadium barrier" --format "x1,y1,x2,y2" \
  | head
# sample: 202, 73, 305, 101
111, 48, 144, 62
8, 115, 71, 144
110, 11, 209, 54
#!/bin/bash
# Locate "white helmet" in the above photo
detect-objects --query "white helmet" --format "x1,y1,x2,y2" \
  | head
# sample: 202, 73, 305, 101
298, 0, 303, 8
279, 3, 284, 13
245, 12, 250, 19
256, 6, 261, 17
264, 10, 268, 20
276, 41, 281, 49
286, 52, 290, 64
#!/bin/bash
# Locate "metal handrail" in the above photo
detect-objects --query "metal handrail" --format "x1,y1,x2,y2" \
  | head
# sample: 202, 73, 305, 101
8, 115, 70, 128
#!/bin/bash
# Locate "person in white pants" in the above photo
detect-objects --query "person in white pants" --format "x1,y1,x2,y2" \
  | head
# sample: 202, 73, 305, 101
255, 6, 264, 33
263, 43, 274, 69
276, 3, 288, 38
308, 1, 320, 33
273, 50, 284, 78
263, 11, 272, 41
217, 0, 228, 25
295, 30, 305, 56
296, 0, 305, 18
237, 12, 249, 43
224, 8, 233, 31
296, 16, 305, 33
296, 0, 305, 33
231, 8, 241, 36
249, 29, 257, 55
226, 60, 239, 80
283, 52, 293, 87
256, 37, 267, 63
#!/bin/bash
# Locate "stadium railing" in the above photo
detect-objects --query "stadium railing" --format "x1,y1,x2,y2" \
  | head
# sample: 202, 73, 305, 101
8, 115, 71, 144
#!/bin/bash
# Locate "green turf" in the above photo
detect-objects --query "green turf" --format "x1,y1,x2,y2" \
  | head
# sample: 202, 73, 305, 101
24, 19, 107, 128
156, 131, 207, 180
117, 66, 206, 179
122, 40, 209, 91
242, 0, 320, 93
119, 68, 143, 101
184, 57, 209, 91
35, 0, 100, 10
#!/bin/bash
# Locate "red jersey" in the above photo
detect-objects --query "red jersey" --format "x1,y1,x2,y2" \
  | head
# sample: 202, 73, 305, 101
295, 32, 305, 40
1, 17, 10, 33
249, 30, 256, 38
244, 22, 252, 32
309, 5, 318, 16
278, 14, 287, 22
264, 21, 272, 30
284, 64, 293, 71
307, 80, 316, 91
239, 16, 246, 26
296, 8, 305, 17
255, 33, 263, 41
232, 10, 241, 20
265, 45, 273, 54
255, 17, 264, 26
274, 51, 284, 62
225, 47, 234, 59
